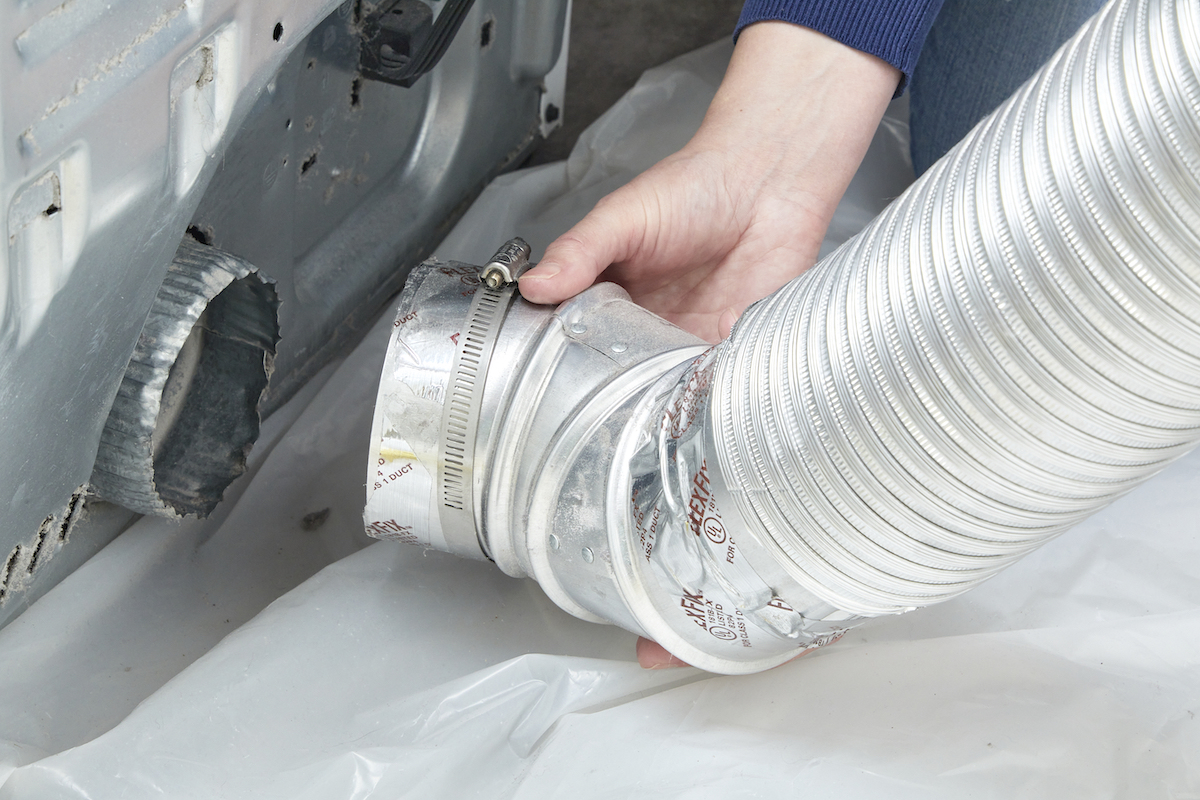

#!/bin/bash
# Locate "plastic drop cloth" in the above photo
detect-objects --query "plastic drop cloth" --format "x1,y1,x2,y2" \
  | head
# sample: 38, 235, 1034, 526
2, 39, 1198, 799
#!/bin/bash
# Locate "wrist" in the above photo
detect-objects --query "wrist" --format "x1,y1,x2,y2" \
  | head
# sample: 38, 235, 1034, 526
688, 22, 900, 223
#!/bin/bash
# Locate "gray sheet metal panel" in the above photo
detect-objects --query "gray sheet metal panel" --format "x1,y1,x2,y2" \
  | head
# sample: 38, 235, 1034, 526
0, 0, 567, 626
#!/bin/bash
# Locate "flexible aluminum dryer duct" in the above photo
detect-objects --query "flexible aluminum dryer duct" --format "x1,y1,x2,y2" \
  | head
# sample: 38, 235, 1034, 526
708, 0, 1200, 618
366, 0, 1200, 673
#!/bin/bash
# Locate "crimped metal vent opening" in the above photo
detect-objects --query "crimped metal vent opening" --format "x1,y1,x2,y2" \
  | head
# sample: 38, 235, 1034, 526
91, 239, 280, 518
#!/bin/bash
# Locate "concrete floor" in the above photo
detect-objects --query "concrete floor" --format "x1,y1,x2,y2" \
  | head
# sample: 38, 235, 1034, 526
528, 0, 744, 165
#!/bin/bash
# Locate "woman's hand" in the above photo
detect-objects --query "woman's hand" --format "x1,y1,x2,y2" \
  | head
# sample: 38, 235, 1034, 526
518, 21, 900, 343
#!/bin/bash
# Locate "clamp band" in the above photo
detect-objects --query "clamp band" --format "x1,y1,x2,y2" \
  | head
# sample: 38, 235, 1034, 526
437, 280, 516, 560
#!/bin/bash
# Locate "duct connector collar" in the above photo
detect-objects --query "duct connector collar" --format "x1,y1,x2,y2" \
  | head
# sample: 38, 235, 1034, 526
364, 240, 852, 673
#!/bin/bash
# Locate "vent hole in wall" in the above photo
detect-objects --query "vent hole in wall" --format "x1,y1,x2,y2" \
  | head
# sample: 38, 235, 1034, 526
90, 241, 281, 518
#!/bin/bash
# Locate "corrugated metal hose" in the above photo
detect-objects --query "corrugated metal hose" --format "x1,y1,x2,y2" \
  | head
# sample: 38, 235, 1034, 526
708, 0, 1200, 617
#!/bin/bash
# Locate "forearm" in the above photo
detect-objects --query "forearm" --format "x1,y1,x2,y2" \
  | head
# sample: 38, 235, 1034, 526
737, 0, 945, 92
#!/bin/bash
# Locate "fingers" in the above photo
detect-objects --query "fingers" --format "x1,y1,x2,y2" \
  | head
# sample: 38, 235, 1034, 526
636, 636, 818, 671
636, 637, 692, 669
519, 194, 642, 305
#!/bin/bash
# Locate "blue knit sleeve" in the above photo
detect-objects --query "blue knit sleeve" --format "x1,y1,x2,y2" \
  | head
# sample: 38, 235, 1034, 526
735, 0, 945, 95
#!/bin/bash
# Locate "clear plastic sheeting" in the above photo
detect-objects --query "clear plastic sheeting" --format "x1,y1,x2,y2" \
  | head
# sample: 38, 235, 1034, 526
0, 40, 1197, 798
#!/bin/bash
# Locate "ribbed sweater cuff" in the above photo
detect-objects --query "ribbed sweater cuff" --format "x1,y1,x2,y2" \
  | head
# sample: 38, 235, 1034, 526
735, 0, 945, 95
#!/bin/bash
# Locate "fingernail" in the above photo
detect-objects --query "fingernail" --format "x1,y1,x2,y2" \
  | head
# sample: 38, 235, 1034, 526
521, 265, 559, 282
642, 653, 691, 669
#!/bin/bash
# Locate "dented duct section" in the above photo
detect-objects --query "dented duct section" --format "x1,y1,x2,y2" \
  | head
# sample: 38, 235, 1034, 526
91, 240, 280, 518
366, 0, 1200, 673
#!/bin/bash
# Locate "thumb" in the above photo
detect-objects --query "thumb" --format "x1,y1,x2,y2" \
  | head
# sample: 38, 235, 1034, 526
718, 307, 740, 340
636, 637, 692, 669
519, 194, 642, 304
